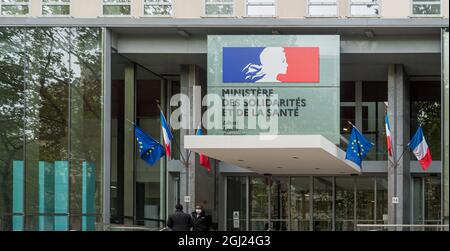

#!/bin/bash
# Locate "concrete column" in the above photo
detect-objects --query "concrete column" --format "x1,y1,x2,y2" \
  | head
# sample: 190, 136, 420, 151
387, 64, 411, 229
180, 64, 199, 214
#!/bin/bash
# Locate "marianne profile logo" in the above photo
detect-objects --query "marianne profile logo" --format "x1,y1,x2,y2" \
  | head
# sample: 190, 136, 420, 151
222, 47, 320, 83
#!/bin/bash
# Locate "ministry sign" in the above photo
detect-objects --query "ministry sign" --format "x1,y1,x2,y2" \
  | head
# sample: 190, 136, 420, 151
207, 35, 340, 143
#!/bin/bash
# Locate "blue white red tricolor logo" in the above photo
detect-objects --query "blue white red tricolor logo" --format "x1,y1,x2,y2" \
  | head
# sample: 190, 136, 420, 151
222, 47, 320, 83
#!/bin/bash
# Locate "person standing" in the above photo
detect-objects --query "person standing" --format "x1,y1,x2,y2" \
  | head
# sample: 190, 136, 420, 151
166, 204, 193, 231
191, 205, 212, 231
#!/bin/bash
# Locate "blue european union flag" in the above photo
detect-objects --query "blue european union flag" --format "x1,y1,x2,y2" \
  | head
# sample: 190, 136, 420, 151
135, 126, 165, 166
345, 127, 374, 167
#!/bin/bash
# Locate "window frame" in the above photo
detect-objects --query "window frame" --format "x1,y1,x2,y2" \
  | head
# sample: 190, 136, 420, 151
142, 0, 173, 17
0, 0, 31, 17
348, 0, 381, 18
245, 0, 277, 18
203, 0, 235, 17
410, 0, 442, 17
307, 0, 339, 18
102, 0, 132, 17
41, 0, 71, 17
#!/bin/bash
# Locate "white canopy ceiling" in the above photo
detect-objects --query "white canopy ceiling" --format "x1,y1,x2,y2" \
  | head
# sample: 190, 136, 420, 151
184, 135, 361, 175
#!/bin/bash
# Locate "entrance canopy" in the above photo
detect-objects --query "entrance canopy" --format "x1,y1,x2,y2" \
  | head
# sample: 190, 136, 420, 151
184, 135, 361, 175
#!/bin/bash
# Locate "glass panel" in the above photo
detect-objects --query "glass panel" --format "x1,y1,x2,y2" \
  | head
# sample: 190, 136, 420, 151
226, 177, 247, 231
362, 82, 388, 161
69, 27, 103, 231
350, 5, 379, 16
103, 5, 131, 15
247, 5, 275, 16
412, 176, 423, 224
270, 177, 288, 231
249, 177, 268, 230
356, 177, 375, 225
308, 5, 337, 16
335, 177, 354, 231
42, 5, 70, 16
25, 28, 71, 231
410, 81, 441, 160
424, 175, 441, 225
143, 0, 172, 16
135, 65, 164, 229
375, 177, 388, 224
205, 3, 233, 16
412, 3, 441, 15
0, 27, 26, 231
1, 5, 29, 15
313, 177, 333, 231
144, 5, 171, 16
290, 177, 311, 231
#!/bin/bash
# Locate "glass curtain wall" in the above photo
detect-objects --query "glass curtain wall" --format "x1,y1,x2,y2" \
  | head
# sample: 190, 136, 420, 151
227, 175, 387, 231
0, 27, 104, 231
110, 56, 166, 229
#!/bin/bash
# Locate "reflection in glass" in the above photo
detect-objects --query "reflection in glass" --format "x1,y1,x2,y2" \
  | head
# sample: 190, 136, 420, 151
424, 175, 441, 225
412, 0, 441, 15
356, 177, 375, 225
290, 177, 310, 231
143, 0, 172, 16
0, 0, 29, 15
313, 177, 333, 231
249, 177, 268, 230
335, 177, 355, 231
0, 27, 103, 231
205, 0, 234, 16
270, 177, 288, 231
411, 81, 441, 160
375, 177, 388, 224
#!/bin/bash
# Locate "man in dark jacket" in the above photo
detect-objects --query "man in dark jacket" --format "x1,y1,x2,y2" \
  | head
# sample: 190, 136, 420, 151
191, 205, 212, 231
167, 204, 193, 231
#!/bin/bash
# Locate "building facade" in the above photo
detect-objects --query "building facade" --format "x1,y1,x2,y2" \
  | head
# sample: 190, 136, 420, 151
0, 0, 448, 231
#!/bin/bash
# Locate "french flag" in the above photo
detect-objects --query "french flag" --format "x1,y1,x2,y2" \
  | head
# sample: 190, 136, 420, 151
196, 127, 211, 172
160, 111, 173, 157
223, 47, 320, 83
385, 115, 393, 157
408, 127, 432, 170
